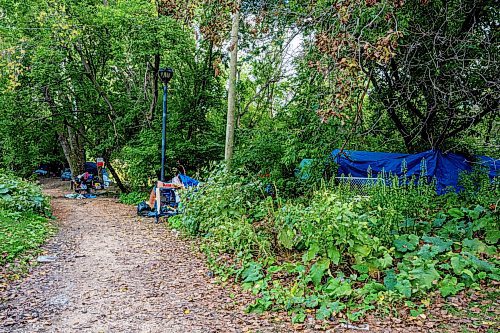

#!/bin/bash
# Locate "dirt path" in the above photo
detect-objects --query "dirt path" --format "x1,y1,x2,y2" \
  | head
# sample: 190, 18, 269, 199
0, 182, 290, 333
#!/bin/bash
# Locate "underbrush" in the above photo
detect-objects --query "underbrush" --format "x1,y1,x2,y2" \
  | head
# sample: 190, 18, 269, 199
0, 171, 54, 280
0, 172, 50, 215
119, 191, 148, 205
0, 211, 54, 266
169, 167, 499, 323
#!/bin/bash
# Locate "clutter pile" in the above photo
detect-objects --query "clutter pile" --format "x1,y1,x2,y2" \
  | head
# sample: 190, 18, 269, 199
64, 193, 97, 199
137, 174, 199, 223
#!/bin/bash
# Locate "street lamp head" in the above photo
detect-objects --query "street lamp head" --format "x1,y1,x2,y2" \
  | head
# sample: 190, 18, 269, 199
159, 68, 174, 85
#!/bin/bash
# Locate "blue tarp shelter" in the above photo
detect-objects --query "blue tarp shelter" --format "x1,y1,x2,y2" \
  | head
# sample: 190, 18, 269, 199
330, 149, 499, 194
179, 174, 199, 187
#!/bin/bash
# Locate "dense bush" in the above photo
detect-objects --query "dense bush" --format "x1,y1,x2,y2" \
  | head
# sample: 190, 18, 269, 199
171, 167, 271, 272
170, 166, 499, 322
0, 172, 53, 269
119, 191, 148, 205
0, 171, 50, 215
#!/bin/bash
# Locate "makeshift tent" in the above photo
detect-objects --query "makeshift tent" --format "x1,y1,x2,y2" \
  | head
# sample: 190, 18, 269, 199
330, 149, 499, 194
84, 162, 98, 176
178, 174, 199, 187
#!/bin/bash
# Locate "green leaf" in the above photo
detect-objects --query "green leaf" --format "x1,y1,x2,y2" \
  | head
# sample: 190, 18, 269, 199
432, 215, 446, 228
471, 214, 491, 229
378, 252, 393, 269
247, 298, 272, 314
417, 244, 440, 260
466, 205, 484, 220
315, 305, 332, 320
322, 277, 352, 297
450, 255, 468, 275
332, 283, 352, 297
359, 281, 386, 295
488, 273, 500, 281
352, 264, 369, 274
448, 208, 464, 219
278, 225, 296, 250
463, 239, 488, 254
384, 270, 397, 290
303, 243, 319, 263
330, 301, 346, 312
327, 246, 341, 265
395, 279, 412, 297
421, 236, 453, 253
241, 262, 263, 283
394, 235, 420, 253
410, 308, 424, 317
467, 253, 495, 272
304, 295, 319, 308
324, 277, 341, 294
353, 244, 372, 257
461, 269, 475, 279
292, 311, 306, 324
309, 258, 330, 287
485, 229, 500, 245
410, 265, 440, 289
267, 265, 282, 274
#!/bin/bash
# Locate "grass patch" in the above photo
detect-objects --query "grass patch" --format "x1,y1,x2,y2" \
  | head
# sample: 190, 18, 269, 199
0, 173, 54, 287
0, 210, 55, 266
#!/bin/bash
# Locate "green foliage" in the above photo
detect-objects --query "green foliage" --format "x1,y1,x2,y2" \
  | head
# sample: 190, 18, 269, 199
170, 166, 272, 269
1, 0, 498, 324
171, 165, 499, 322
119, 191, 148, 205
0, 171, 50, 215
458, 167, 500, 208
0, 173, 54, 271
335, 168, 442, 245
274, 191, 390, 273
1, 0, 225, 186
394, 235, 419, 253
0, 210, 55, 266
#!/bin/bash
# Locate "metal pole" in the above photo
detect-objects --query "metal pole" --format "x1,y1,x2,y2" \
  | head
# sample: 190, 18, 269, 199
161, 83, 167, 182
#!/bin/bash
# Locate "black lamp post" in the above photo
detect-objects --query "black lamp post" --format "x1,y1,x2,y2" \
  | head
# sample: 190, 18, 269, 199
158, 68, 173, 182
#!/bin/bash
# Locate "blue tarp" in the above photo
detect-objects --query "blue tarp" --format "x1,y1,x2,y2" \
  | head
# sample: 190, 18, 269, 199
478, 156, 500, 179
330, 149, 499, 193
179, 174, 199, 187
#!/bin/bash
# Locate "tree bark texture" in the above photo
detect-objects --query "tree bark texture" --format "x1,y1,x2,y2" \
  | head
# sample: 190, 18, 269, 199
224, 0, 241, 165
58, 123, 86, 176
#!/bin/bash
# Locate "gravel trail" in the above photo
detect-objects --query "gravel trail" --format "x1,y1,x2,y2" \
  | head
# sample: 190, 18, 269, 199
0, 182, 289, 333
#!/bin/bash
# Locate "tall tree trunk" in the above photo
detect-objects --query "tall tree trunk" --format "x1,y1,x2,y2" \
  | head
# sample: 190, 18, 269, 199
43, 86, 86, 176
224, 0, 241, 166
58, 123, 86, 176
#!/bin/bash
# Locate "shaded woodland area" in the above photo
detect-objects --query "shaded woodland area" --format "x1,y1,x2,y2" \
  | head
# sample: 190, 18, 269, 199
1, 0, 497, 184
1, 0, 499, 330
